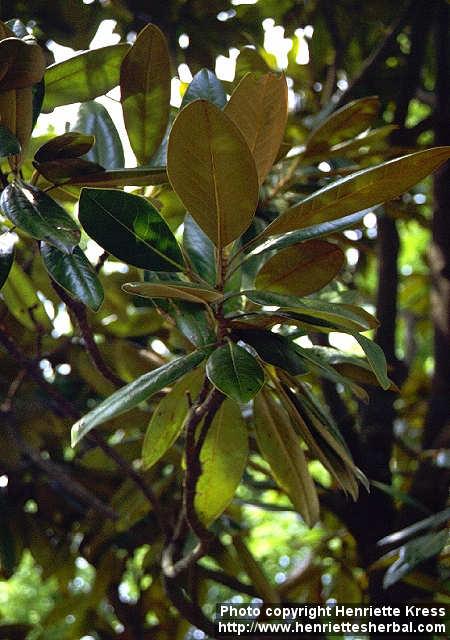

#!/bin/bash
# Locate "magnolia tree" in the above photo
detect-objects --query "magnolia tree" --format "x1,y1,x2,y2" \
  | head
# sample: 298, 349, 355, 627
0, 18, 449, 639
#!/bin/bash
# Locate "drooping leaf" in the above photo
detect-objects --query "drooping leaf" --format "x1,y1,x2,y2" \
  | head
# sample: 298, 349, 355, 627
142, 368, 204, 469
181, 68, 227, 109
195, 399, 248, 526
122, 281, 222, 304
34, 131, 95, 162
68, 166, 167, 187
183, 214, 216, 286
167, 100, 259, 247
305, 96, 380, 154
0, 124, 21, 157
255, 240, 345, 297
0, 232, 15, 290
234, 328, 308, 375
78, 188, 183, 271
250, 208, 373, 258
244, 290, 378, 332
350, 332, 392, 390
0, 182, 80, 253
0, 86, 33, 149
120, 24, 171, 164
41, 242, 104, 311
71, 350, 207, 446
0, 37, 46, 91
42, 43, 130, 112
73, 101, 125, 169
225, 72, 288, 184
259, 147, 450, 238
253, 388, 319, 526
206, 342, 265, 403
383, 531, 448, 589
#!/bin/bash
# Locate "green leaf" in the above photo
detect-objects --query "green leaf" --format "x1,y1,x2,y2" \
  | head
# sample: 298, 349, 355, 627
181, 68, 227, 109
253, 388, 319, 526
42, 43, 130, 112
174, 302, 216, 348
234, 328, 308, 375
245, 290, 378, 332
78, 188, 183, 271
383, 530, 448, 589
1, 262, 50, 330
259, 147, 450, 238
351, 332, 391, 390
195, 399, 248, 526
71, 350, 207, 446
206, 342, 265, 403
34, 131, 95, 162
255, 240, 345, 297
0, 124, 21, 157
41, 242, 104, 311
122, 281, 222, 304
250, 208, 372, 258
142, 368, 204, 470
68, 166, 167, 187
0, 182, 80, 253
73, 101, 124, 169
225, 72, 288, 184
183, 213, 216, 286
167, 100, 259, 248
378, 507, 450, 547
305, 96, 380, 154
0, 232, 15, 290
120, 24, 171, 164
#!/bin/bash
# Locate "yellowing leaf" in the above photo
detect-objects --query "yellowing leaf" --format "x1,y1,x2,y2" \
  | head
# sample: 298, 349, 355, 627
167, 100, 259, 247
195, 400, 248, 526
225, 72, 288, 184
1, 262, 50, 330
142, 368, 204, 470
261, 147, 450, 238
255, 240, 345, 297
122, 281, 222, 305
305, 96, 380, 154
120, 24, 171, 164
253, 388, 319, 526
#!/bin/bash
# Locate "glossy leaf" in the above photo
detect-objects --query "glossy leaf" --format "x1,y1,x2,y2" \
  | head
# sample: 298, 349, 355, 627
0, 182, 80, 253
120, 24, 171, 164
0, 232, 15, 290
383, 531, 448, 589
167, 100, 259, 247
183, 213, 216, 285
378, 507, 450, 547
71, 350, 207, 446
142, 368, 204, 469
254, 388, 319, 526
260, 147, 450, 238
225, 72, 288, 184
68, 166, 167, 187
43, 43, 130, 112
235, 328, 308, 375
181, 68, 227, 108
122, 281, 222, 304
0, 37, 46, 91
206, 342, 265, 403
175, 303, 216, 348
255, 240, 345, 297
0, 124, 21, 157
41, 242, 104, 311
351, 332, 391, 390
34, 131, 95, 162
78, 188, 183, 271
305, 96, 380, 154
245, 290, 378, 332
73, 101, 124, 169
195, 399, 248, 526
250, 208, 372, 258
